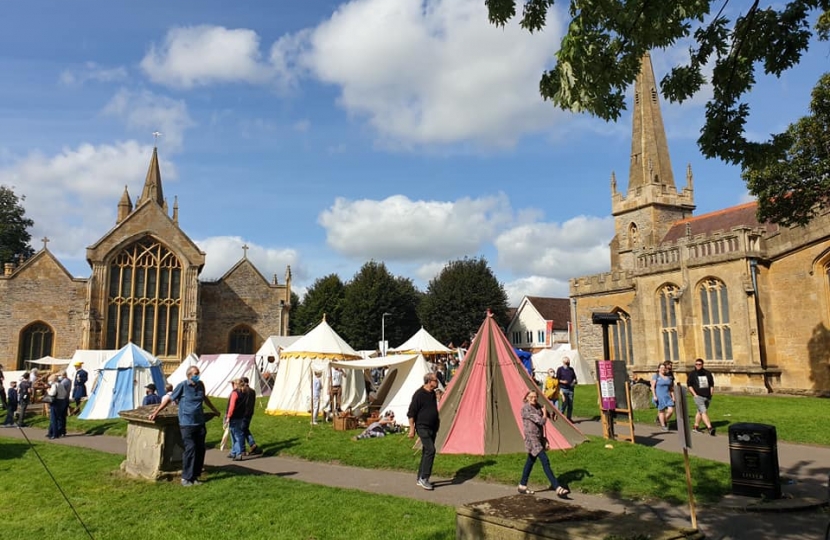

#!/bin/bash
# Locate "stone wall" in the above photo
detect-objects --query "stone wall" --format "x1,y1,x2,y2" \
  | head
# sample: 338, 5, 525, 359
0, 252, 87, 368
199, 259, 289, 354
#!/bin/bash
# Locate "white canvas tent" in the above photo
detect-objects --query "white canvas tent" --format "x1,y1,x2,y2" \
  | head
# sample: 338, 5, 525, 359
79, 343, 166, 420
532, 348, 595, 385
255, 335, 301, 374
27, 356, 72, 368
167, 354, 271, 398
388, 327, 451, 355
265, 318, 364, 416
330, 353, 430, 421
66, 349, 119, 397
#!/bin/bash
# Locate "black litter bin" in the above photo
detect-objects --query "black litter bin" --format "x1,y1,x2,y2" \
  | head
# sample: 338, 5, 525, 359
728, 423, 781, 499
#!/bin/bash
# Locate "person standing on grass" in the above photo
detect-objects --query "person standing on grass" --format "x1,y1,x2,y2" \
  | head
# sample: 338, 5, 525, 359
312, 370, 323, 424
3, 381, 17, 426
240, 376, 261, 455
651, 362, 675, 432
517, 391, 569, 497
16, 372, 31, 427
555, 357, 577, 421
407, 373, 440, 491
687, 358, 716, 436
149, 366, 221, 486
225, 378, 250, 461
71, 361, 88, 415
0, 363, 7, 410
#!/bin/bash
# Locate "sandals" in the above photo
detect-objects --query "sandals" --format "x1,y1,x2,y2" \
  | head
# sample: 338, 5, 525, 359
555, 486, 570, 498
517, 486, 535, 495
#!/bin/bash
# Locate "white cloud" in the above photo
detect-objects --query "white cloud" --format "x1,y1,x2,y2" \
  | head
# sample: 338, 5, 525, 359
279, 0, 564, 147
195, 236, 302, 283
103, 89, 194, 150
319, 193, 513, 261
293, 119, 311, 133
495, 215, 614, 280
0, 141, 175, 267
59, 62, 128, 86
415, 261, 448, 283
140, 25, 274, 88
503, 276, 570, 306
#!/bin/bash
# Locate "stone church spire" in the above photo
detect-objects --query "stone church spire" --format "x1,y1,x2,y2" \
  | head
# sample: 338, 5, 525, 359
137, 147, 164, 207
628, 52, 675, 192
117, 185, 133, 224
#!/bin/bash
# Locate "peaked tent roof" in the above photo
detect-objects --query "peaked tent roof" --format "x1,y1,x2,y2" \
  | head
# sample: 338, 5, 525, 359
280, 318, 360, 360
389, 327, 451, 355
435, 312, 587, 455
167, 354, 271, 398
79, 343, 166, 420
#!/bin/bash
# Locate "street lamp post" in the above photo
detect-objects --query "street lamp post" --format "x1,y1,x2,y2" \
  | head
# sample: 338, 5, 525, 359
381, 312, 391, 356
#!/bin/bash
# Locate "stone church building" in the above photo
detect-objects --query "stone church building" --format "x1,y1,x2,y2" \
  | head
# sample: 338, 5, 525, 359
0, 149, 291, 371
570, 53, 830, 395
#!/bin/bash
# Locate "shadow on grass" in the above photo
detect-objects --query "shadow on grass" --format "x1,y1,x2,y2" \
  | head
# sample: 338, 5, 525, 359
558, 467, 593, 489
79, 421, 123, 436
1, 441, 31, 459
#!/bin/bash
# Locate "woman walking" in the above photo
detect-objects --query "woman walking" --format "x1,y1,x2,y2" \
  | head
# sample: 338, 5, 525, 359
517, 390, 569, 497
651, 362, 675, 432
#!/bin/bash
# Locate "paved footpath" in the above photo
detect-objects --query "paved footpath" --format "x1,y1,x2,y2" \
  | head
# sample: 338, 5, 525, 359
2, 419, 828, 540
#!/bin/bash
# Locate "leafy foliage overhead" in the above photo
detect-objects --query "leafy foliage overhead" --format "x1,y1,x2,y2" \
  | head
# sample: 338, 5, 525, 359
0, 185, 35, 267
486, 0, 830, 223
290, 274, 346, 336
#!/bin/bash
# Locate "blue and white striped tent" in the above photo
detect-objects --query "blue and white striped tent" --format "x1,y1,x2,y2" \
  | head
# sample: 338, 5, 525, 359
79, 343, 166, 420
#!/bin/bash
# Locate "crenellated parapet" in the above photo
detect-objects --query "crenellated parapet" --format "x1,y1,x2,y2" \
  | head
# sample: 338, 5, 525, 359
570, 269, 635, 296
635, 226, 768, 273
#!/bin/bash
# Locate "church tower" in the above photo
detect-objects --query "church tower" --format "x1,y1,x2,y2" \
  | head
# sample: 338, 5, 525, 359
610, 52, 695, 271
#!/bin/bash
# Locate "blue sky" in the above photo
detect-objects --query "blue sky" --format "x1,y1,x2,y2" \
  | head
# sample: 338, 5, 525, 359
1, 1, 827, 304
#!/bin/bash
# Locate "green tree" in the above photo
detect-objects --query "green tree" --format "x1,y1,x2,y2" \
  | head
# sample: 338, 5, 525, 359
745, 73, 830, 226
486, 0, 830, 222
0, 185, 35, 266
290, 274, 345, 335
418, 257, 509, 346
287, 291, 302, 335
339, 261, 422, 351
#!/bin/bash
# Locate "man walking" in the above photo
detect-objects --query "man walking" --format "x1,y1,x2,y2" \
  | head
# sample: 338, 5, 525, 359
555, 357, 577, 421
687, 358, 716, 436
241, 376, 261, 455
407, 373, 440, 491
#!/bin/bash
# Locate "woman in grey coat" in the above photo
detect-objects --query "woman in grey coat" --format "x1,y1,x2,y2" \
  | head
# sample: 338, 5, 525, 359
517, 390, 569, 497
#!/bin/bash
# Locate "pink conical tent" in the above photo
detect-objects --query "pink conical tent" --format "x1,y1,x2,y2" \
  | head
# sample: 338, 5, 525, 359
435, 312, 587, 455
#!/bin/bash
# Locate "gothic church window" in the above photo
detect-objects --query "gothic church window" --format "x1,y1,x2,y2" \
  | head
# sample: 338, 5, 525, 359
105, 238, 182, 357
610, 309, 634, 365
699, 278, 733, 361
18, 322, 54, 369
658, 285, 681, 362
229, 325, 255, 354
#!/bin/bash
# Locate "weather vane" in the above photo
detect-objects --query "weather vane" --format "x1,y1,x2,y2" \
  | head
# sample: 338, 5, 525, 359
152, 131, 162, 146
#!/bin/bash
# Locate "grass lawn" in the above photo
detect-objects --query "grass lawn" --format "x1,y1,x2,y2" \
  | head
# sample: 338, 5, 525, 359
15, 399, 732, 504
571, 384, 829, 446
0, 440, 456, 540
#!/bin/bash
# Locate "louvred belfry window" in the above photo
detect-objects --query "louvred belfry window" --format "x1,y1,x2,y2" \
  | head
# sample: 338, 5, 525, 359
105, 238, 181, 356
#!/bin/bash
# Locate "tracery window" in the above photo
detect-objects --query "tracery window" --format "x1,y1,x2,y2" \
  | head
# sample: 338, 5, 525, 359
610, 309, 635, 365
229, 325, 254, 354
699, 278, 732, 361
105, 238, 181, 356
19, 322, 54, 369
658, 284, 681, 362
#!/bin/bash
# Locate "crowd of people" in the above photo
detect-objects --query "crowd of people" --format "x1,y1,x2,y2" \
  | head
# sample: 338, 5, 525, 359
0, 361, 88, 431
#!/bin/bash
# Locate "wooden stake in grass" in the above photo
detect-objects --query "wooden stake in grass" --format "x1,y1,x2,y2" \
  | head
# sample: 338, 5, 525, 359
674, 384, 698, 530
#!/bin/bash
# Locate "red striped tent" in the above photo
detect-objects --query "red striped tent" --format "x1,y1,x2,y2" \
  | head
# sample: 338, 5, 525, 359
435, 311, 587, 455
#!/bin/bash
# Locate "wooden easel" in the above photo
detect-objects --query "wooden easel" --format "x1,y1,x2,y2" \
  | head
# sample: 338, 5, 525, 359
596, 380, 635, 443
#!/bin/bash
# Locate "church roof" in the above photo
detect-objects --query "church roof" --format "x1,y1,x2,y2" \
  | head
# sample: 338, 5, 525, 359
525, 296, 571, 329
661, 201, 778, 244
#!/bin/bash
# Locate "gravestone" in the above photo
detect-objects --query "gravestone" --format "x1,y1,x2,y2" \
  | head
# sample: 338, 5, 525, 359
630, 383, 654, 410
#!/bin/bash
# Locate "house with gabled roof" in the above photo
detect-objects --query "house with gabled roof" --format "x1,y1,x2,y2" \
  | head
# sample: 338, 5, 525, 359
570, 53, 830, 395
506, 296, 571, 352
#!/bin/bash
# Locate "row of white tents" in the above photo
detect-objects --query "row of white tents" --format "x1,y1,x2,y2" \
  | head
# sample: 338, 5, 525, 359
15, 319, 591, 422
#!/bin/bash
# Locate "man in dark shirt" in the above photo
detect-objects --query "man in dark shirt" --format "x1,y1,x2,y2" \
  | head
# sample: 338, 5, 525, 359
0, 363, 6, 410
555, 357, 578, 421
687, 358, 716, 436
150, 366, 221, 486
142, 384, 162, 406
240, 376, 261, 455
407, 373, 440, 491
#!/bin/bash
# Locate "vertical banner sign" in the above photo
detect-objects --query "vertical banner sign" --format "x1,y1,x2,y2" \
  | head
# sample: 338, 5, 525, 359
597, 360, 617, 411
